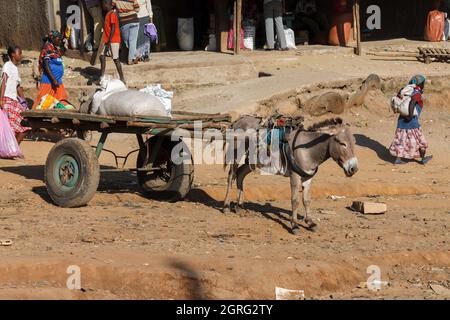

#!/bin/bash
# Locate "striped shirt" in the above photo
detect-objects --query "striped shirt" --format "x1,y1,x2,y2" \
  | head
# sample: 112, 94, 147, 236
113, 0, 140, 25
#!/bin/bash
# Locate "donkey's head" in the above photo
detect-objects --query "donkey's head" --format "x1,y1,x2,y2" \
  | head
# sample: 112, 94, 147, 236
309, 118, 358, 177
329, 127, 358, 177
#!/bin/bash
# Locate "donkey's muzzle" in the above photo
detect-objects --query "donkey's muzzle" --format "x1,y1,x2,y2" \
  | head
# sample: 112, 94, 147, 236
343, 158, 359, 177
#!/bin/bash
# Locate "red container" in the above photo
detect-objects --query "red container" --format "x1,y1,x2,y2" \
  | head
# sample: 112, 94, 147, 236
424, 10, 445, 42
329, 12, 353, 46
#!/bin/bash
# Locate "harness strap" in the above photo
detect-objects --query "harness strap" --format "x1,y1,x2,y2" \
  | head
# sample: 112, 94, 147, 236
282, 140, 318, 178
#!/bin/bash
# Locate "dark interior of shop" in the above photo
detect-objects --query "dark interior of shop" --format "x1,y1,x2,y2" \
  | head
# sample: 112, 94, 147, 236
58, 0, 450, 52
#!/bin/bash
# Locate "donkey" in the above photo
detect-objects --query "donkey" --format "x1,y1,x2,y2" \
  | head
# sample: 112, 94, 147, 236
223, 118, 359, 235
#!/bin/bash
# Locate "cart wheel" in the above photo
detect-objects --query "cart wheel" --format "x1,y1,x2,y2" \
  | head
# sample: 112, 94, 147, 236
137, 138, 193, 202
45, 138, 100, 208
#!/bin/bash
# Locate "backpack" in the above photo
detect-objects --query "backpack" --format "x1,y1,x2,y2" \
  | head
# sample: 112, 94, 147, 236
390, 84, 419, 117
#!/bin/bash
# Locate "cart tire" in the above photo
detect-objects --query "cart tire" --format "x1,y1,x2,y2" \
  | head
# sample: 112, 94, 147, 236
137, 138, 193, 202
45, 138, 100, 208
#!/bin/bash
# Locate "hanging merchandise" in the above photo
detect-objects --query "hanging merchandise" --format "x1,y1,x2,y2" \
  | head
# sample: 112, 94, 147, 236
177, 18, 195, 51
424, 10, 445, 42
205, 34, 217, 51
284, 28, 297, 50
227, 26, 245, 50
329, 13, 352, 46
243, 23, 256, 50
65, 26, 80, 50
144, 23, 159, 44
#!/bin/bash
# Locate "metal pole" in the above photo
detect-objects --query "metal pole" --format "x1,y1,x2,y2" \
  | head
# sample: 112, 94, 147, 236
233, 0, 237, 54
236, 0, 242, 54
78, 0, 86, 57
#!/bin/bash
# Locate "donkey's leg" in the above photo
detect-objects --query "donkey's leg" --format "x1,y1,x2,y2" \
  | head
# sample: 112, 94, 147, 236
302, 178, 317, 231
223, 165, 237, 213
290, 173, 302, 234
235, 164, 252, 213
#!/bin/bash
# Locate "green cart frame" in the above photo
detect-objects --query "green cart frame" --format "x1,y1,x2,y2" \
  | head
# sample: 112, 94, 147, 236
23, 110, 231, 208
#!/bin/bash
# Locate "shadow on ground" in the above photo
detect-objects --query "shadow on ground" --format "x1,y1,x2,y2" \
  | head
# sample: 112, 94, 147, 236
355, 134, 395, 163
186, 188, 308, 233
168, 259, 208, 300
0, 165, 142, 204
72, 66, 101, 85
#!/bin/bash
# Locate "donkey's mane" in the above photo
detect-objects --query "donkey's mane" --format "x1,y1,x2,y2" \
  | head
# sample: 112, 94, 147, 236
307, 118, 344, 132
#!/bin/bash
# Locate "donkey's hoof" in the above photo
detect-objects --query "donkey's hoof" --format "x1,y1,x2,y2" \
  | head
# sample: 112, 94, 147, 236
233, 205, 243, 214
222, 206, 231, 214
306, 222, 318, 232
291, 227, 301, 236
305, 218, 318, 232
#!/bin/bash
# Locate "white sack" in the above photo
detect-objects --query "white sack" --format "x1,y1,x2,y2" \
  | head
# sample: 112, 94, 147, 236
91, 78, 127, 114
284, 28, 297, 50
99, 90, 167, 117
139, 84, 173, 117
177, 18, 194, 51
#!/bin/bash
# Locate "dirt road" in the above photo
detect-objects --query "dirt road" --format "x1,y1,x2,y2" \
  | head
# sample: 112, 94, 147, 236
1, 82, 449, 299
1, 45, 450, 299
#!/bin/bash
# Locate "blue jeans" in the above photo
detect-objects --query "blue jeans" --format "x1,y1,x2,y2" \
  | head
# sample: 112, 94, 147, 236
121, 22, 139, 63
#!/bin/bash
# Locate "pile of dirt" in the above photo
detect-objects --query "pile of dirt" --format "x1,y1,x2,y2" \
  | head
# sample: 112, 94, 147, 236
254, 74, 450, 121
255, 75, 382, 118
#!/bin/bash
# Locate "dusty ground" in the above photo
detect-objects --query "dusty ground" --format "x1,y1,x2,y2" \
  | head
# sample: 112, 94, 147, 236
1, 46, 450, 300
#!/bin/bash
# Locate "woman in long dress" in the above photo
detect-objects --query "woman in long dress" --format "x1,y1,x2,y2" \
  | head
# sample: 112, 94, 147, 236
32, 32, 69, 109
0, 46, 31, 144
389, 75, 433, 165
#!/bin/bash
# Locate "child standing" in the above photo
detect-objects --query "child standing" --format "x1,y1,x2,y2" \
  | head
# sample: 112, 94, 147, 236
100, 0, 125, 83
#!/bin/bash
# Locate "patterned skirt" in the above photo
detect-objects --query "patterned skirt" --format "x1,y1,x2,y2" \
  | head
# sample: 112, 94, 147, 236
31, 83, 69, 109
2, 97, 31, 134
389, 127, 428, 159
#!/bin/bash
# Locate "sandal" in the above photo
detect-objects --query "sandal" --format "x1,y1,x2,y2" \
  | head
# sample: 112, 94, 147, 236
420, 156, 433, 165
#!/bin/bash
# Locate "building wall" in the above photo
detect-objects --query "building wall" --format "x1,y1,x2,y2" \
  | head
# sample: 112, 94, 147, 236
0, 0, 51, 50
360, 0, 438, 40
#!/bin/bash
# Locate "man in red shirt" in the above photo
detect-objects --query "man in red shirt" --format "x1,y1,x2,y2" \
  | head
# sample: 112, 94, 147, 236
100, 0, 125, 83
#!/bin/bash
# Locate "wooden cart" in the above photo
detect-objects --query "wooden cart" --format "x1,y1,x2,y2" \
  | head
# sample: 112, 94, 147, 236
23, 110, 231, 208
418, 47, 450, 64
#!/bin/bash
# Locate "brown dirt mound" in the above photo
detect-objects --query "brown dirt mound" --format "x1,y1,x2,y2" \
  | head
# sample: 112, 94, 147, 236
190, 182, 441, 203
0, 250, 448, 299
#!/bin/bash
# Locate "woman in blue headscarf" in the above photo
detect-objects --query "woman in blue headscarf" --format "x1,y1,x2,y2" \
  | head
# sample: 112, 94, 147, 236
389, 75, 432, 165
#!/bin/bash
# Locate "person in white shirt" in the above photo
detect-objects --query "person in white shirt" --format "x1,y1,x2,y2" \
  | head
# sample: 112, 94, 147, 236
137, 0, 153, 62
0, 46, 30, 144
